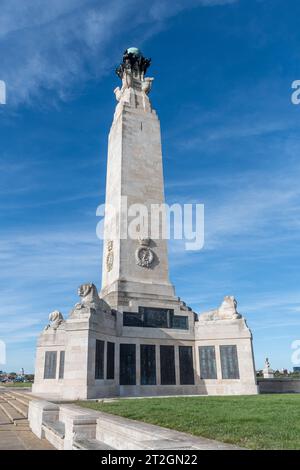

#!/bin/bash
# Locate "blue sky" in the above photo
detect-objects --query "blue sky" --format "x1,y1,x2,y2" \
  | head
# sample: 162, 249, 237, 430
1, 0, 300, 373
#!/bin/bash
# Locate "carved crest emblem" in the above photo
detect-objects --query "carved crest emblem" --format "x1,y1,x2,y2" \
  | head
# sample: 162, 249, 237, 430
135, 238, 154, 268
106, 240, 114, 272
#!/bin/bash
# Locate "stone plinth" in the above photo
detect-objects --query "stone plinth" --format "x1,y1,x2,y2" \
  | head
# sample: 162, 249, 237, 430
263, 369, 274, 379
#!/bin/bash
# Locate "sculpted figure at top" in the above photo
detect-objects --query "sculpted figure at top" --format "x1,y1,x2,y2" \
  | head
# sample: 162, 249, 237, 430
114, 47, 154, 103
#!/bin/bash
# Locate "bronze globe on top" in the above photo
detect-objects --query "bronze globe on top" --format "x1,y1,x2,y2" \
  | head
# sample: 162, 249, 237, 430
116, 47, 151, 79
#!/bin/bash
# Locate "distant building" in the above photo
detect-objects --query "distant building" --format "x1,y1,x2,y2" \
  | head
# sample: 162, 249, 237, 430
293, 367, 300, 373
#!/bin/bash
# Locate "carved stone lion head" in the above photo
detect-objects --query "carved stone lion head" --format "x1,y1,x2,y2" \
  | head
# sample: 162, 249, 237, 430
77, 283, 100, 306
49, 310, 64, 323
78, 283, 93, 298
222, 296, 237, 309
45, 310, 64, 330
219, 296, 240, 319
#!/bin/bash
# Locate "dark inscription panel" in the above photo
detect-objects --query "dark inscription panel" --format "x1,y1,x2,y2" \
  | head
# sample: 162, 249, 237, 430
199, 346, 217, 379
160, 345, 176, 385
120, 344, 136, 385
44, 351, 57, 379
95, 340, 104, 379
140, 345, 156, 385
123, 307, 188, 330
106, 342, 115, 380
171, 315, 188, 330
220, 345, 240, 379
123, 312, 143, 327
141, 307, 169, 328
179, 346, 194, 385
58, 351, 65, 379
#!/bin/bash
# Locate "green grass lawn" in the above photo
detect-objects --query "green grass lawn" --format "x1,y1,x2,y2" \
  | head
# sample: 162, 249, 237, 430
77, 394, 300, 450
2, 382, 32, 388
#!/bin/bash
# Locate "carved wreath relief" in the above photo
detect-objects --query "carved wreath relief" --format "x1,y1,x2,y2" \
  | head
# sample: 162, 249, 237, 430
106, 240, 114, 272
135, 238, 154, 268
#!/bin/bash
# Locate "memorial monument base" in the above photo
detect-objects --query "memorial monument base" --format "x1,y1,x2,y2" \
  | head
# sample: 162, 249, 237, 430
32, 289, 258, 400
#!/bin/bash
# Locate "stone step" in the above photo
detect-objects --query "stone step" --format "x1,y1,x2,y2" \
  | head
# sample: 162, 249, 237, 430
10, 389, 31, 398
0, 408, 11, 425
9, 392, 31, 407
5, 398, 28, 418
95, 412, 231, 450
73, 438, 114, 450
96, 413, 163, 443
42, 419, 65, 439
14, 419, 30, 429
0, 401, 27, 423
1, 392, 14, 399
42, 420, 65, 451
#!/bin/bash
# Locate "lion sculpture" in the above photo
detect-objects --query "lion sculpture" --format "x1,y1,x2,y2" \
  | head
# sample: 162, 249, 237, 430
199, 296, 241, 321
44, 310, 64, 331
74, 283, 101, 311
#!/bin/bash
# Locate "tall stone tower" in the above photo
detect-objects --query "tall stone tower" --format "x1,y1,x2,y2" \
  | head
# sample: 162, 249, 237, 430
32, 48, 258, 400
101, 47, 176, 309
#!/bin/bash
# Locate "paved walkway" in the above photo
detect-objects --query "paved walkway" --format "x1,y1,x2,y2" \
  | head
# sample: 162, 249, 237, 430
0, 387, 53, 450
0, 423, 54, 450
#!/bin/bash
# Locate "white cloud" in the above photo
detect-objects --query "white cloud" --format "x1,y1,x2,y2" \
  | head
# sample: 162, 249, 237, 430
205, 183, 300, 250
178, 119, 290, 150
166, 167, 300, 254
0, 229, 102, 281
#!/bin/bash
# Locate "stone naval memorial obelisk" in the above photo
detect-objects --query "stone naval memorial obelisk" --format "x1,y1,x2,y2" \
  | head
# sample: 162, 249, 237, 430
32, 48, 258, 399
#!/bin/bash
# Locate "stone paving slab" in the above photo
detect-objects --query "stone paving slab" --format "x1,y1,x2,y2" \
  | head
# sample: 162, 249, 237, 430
0, 425, 54, 450
0, 409, 11, 425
